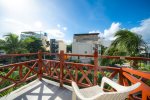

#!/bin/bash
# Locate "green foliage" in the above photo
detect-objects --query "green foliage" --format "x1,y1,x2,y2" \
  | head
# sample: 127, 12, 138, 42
0, 33, 46, 54
106, 30, 147, 56
102, 30, 147, 68
68, 59, 81, 63
23, 36, 46, 53
97, 72, 103, 85
138, 63, 150, 71
90, 60, 94, 64
67, 44, 72, 53
0, 70, 19, 97
101, 45, 107, 55
0, 65, 31, 97
0, 33, 27, 54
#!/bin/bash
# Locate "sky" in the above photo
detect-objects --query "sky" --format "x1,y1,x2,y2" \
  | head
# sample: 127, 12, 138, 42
0, 0, 150, 45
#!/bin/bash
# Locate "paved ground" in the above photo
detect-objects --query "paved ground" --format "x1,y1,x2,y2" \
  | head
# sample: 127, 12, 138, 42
1, 79, 72, 100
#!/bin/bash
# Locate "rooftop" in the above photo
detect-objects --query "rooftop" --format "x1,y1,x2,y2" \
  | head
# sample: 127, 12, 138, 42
74, 33, 99, 36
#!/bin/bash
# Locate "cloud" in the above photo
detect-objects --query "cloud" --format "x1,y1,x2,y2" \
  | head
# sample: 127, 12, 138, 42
46, 24, 68, 42
130, 18, 150, 42
57, 24, 67, 31
3, 18, 31, 31
46, 28, 72, 45
45, 24, 69, 45
57, 24, 61, 28
89, 19, 150, 47
89, 22, 121, 41
103, 22, 121, 40
64, 39, 72, 45
0, 18, 32, 38
89, 30, 101, 33
89, 22, 121, 47
34, 21, 43, 29
46, 29, 65, 39
0, 18, 69, 44
63, 27, 67, 31
0, 18, 46, 38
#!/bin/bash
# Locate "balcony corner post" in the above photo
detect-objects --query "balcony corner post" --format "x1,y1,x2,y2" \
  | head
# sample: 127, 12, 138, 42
94, 49, 98, 85
38, 50, 43, 80
60, 50, 64, 87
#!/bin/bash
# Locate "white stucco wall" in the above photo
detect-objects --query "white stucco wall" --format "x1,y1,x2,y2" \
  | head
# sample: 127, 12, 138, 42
58, 42, 66, 53
72, 42, 94, 55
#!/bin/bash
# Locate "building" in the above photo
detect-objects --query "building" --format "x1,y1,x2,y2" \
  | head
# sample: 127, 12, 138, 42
20, 31, 49, 51
50, 39, 66, 53
148, 43, 150, 54
72, 33, 101, 54
72, 33, 101, 63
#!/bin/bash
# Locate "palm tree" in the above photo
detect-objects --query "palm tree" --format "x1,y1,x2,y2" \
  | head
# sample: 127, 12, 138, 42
106, 30, 147, 56
102, 30, 147, 68
0, 33, 28, 63
0, 33, 27, 54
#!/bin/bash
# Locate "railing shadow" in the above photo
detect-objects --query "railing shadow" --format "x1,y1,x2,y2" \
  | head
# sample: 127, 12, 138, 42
14, 80, 72, 100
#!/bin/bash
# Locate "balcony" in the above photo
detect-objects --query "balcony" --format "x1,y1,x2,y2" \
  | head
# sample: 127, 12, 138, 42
0, 50, 150, 100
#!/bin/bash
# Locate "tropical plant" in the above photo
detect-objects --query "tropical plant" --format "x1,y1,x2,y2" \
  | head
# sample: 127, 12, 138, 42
23, 36, 45, 53
106, 30, 147, 56
102, 30, 147, 68
67, 44, 72, 53
0, 33, 27, 54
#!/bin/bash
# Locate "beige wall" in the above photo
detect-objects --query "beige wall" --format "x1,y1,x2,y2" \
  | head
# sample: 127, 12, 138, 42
58, 41, 66, 53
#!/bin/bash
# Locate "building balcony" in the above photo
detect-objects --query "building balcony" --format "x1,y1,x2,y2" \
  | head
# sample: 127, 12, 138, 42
0, 51, 150, 100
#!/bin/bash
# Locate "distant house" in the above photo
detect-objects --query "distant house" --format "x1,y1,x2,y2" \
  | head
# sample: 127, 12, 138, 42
147, 44, 150, 53
20, 31, 49, 51
72, 33, 101, 63
50, 39, 66, 53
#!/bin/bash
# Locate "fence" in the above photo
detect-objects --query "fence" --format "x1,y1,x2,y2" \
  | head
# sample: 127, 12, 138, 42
0, 50, 150, 100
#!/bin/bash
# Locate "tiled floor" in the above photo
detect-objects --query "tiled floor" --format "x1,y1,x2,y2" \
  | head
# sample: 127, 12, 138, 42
0, 79, 72, 100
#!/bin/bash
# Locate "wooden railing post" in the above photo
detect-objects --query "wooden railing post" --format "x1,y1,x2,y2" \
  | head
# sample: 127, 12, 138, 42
60, 50, 64, 87
118, 68, 123, 85
19, 65, 23, 79
38, 50, 42, 80
94, 49, 98, 85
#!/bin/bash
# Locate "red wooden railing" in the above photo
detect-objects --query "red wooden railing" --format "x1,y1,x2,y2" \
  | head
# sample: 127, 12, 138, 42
0, 50, 150, 100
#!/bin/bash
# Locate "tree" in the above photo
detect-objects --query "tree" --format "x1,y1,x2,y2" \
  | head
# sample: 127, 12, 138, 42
105, 30, 147, 56
0, 33, 27, 54
67, 44, 72, 53
23, 36, 45, 53
102, 30, 147, 68
100, 45, 107, 55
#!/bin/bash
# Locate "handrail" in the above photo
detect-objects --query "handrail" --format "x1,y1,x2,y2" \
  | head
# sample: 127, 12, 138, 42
42, 52, 59, 56
0, 53, 37, 58
0, 60, 37, 68
122, 68, 150, 80
65, 53, 93, 57
100, 55, 150, 61
0, 52, 149, 61
123, 72, 150, 100
0, 51, 149, 99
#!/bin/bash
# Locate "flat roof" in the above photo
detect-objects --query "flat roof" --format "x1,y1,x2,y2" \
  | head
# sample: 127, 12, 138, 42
74, 33, 99, 36
21, 31, 36, 34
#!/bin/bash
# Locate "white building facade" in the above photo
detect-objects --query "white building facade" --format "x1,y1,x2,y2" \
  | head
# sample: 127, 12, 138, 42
56, 40, 67, 53
50, 39, 66, 53
72, 33, 101, 62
